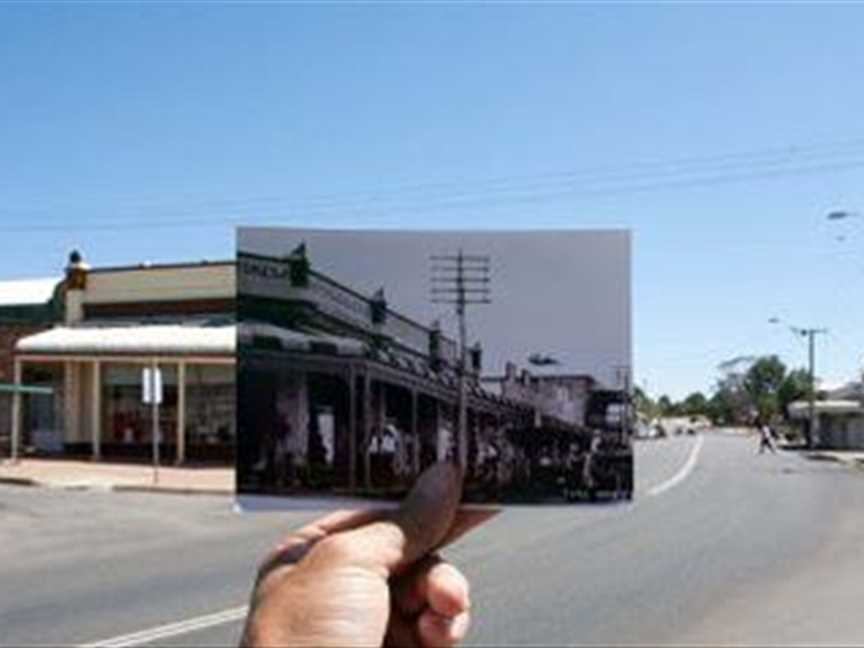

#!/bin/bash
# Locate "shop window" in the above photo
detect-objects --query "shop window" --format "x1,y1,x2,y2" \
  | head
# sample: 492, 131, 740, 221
186, 364, 235, 445
102, 364, 177, 444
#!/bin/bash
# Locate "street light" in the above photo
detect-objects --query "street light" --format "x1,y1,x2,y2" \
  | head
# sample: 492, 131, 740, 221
769, 317, 827, 448
826, 210, 860, 221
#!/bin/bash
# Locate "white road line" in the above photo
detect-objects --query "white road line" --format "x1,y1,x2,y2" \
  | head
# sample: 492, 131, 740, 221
647, 434, 704, 497
81, 438, 704, 646
79, 605, 248, 648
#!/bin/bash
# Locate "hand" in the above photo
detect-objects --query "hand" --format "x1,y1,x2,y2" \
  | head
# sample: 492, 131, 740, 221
240, 463, 496, 647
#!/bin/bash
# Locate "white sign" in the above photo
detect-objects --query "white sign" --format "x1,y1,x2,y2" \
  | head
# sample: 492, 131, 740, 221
142, 367, 163, 405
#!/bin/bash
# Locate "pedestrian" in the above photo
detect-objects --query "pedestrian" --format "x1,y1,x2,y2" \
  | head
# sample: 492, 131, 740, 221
758, 421, 776, 454
240, 463, 494, 648
274, 419, 293, 489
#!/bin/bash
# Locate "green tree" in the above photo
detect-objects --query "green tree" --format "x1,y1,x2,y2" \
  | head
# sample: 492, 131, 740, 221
777, 368, 811, 420
710, 368, 753, 425
633, 386, 658, 419
681, 391, 708, 416
706, 389, 734, 425
657, 394, 676, 416
743, 355, 787, 422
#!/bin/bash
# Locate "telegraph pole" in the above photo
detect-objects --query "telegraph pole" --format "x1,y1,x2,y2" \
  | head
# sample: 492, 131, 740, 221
799, 327, 828, 449
769, 319, 827, 449
431, 250, 491, 468
614, 364, 632, 441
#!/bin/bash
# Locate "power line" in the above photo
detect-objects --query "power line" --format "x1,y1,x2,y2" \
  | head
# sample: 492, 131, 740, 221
7, 134, 864, 220
5, 136, 864, 232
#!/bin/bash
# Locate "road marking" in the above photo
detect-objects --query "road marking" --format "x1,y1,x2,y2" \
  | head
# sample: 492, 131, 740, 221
647, 434, 704, 497
80, 437, 704, 646
79, 606, 248, 648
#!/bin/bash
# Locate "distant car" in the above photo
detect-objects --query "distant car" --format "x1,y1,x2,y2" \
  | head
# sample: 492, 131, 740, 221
634, 422, 657, 439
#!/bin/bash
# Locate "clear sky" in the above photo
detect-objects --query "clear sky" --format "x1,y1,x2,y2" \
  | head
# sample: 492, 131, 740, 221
2, 3, 864, 399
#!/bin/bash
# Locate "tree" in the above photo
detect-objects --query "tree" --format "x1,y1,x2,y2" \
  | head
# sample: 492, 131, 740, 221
633, 386, 658, 419
706, 389, 735, 425
743, 355, 787, 422
657, 394, 676, 417
777, 368, 811, 420
710, 370, 752, 425
681, 391, 708, 416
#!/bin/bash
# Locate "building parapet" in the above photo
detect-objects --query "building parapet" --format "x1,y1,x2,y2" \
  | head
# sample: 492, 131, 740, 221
238, 248, 460, 366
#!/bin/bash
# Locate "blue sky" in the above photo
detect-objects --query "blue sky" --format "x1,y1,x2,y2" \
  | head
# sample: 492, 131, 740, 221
2, 3, 864, 399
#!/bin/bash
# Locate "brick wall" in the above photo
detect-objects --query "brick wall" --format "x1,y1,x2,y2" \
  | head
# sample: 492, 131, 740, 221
0, 324, 47, 383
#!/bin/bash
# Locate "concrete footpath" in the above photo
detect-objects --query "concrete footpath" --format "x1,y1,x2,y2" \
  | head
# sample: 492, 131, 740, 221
802, 449, 864, 470
0, 458, 233, 495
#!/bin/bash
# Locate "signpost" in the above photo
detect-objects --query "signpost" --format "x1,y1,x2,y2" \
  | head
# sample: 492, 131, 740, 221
142, 364, 163, 485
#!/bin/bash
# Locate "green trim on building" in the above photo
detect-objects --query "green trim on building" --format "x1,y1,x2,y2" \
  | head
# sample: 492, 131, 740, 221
0, 382, 53, 395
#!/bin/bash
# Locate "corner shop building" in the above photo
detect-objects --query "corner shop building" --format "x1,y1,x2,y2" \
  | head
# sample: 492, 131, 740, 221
9, 253, 236, 463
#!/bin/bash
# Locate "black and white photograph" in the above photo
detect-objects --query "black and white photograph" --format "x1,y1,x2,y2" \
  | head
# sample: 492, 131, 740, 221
236, 228, 632, 507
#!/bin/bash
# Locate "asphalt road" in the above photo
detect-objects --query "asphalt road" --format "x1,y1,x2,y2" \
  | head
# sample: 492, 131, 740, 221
1, 432, 861, 646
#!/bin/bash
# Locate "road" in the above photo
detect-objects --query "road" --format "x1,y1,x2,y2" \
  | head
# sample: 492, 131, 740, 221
1, 432, 862, 646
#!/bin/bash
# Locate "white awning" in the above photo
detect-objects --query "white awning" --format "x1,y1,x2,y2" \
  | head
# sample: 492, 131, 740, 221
788, 400, 863, 417
16, 325, 236, 356
239, 322, 367, 356
0, 278, 60, 306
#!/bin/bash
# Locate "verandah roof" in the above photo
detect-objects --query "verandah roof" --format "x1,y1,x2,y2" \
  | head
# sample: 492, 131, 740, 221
16, 324, 236, 356
238, 322, 368, 356
788, 400, 863, 417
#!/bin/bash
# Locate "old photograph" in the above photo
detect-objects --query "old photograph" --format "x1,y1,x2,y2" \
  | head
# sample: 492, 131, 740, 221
236, 228, 632, 506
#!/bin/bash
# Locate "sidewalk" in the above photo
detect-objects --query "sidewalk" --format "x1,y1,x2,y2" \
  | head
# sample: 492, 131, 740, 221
801, 450, 864, 470
0, 458, 234, 495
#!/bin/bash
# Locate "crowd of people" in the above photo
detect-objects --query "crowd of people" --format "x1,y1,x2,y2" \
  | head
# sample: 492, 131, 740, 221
248, 405, 632, 502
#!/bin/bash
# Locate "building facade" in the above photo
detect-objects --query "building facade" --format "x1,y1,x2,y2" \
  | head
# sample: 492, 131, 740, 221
789, 381, 864, 450
10, 252, 236, 463
482, 364, 595, 429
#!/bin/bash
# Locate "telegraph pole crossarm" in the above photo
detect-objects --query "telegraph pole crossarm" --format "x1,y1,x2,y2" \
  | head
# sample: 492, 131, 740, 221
430, 249, 491, 469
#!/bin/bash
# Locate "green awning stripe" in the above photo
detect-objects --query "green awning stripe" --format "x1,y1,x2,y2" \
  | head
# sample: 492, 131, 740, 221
0, 383, 53, 395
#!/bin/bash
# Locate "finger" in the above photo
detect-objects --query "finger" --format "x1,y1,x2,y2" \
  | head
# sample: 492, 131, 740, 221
438, 508, 500, 549
384, 611, 421, 648
315, 462, 462, 577
394, 556, 469, 618
389, 462, 463, 567
259, 508, 389, 578
425, 561, 470, 618
417, 610, 470, 648
301, 508, 389, 535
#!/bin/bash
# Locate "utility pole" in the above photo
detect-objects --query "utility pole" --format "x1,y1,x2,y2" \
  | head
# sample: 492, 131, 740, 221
770, 319, 828, 449
431, 250, 491, 468
797, 327, 828, 449
614, 364, 632, 442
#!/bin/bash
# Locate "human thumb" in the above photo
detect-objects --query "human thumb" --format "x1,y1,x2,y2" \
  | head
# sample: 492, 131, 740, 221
320, 462, 463, 578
